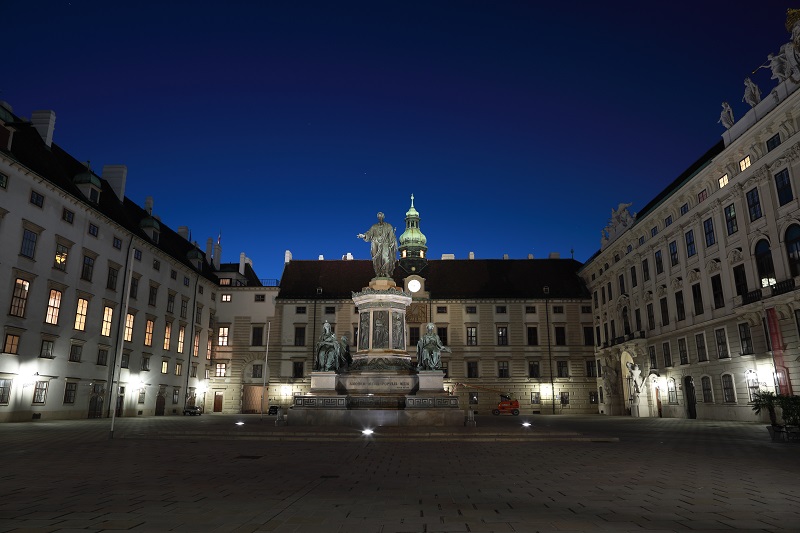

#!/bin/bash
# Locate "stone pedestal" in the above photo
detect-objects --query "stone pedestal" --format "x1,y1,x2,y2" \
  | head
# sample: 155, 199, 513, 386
289, 277, 462, 427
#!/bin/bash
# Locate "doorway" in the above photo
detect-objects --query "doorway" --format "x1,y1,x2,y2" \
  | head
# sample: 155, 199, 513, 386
155, 394, 166, 416
684, 376, 697, 419
213, 391, 224, 412
88, 395, 104, 418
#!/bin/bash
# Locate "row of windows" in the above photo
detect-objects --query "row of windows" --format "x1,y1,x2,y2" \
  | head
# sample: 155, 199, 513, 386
220, 293, 268, 303
594, 161, 793, 281
646, 324, 754, 369
662, 372, 760, 405
293, 304, 593, 316
0, 378, 194, 406
282, 324, 594, 348
9, 276, 208, 330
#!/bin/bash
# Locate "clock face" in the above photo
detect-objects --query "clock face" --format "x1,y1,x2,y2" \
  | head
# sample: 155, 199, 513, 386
408, 279, 421, 293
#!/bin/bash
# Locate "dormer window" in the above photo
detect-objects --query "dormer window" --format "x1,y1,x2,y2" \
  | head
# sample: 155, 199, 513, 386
89, 188, 99, 203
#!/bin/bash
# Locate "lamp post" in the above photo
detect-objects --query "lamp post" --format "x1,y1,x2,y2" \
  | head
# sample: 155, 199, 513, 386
260, 321, 271, 420
544, 286, 555, 414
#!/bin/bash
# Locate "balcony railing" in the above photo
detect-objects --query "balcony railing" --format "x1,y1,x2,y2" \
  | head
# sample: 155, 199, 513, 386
743, 289, 763, 305
772, 277, 795, 296
740, 277, 797, 306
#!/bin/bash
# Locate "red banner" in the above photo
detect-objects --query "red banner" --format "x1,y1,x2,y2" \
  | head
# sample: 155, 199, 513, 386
766, 307, 792, 395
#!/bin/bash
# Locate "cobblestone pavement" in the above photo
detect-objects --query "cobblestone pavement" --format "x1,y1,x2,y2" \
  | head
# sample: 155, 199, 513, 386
0, 414, 798, 532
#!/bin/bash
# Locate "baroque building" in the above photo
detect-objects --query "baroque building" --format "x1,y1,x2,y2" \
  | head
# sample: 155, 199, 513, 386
0, 102, 219, 422
581, 11, 800, 422
206, 199, 599, 416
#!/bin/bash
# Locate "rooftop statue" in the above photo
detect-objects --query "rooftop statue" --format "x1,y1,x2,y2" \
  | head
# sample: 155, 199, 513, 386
357, 212, 398, 278
766, 52, 789, 83
417, 323, 451, 371
742, 78, 762, 108
718, 102, 734, 130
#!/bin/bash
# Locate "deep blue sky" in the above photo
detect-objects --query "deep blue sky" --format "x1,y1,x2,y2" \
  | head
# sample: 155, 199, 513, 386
4, 1, 794, 280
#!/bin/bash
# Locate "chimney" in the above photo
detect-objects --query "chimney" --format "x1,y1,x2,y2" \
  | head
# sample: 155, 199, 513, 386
441, 253, 455, 260
549, 252, 561, 259
318, 255, 325, 260
178, 226, 189, 240
284, 250, 293, 263
102, 165, 127, 201
468, 252, 474, 260
144, 196, 154, 215
31, 110, 56, 147
342, 252, 354, 260
239, 252, 246, 275
528, 254, 534, 259
503, 254, 509, 260
213, 241, 222, 269
205, 238, 213, 261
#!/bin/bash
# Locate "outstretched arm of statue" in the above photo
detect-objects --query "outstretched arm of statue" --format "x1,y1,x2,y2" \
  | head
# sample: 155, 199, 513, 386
357, 233, 366, 240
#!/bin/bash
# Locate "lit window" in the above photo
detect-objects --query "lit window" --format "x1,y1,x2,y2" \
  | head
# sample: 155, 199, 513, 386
718, 174, 729, 188
496, 326, 508, 345
207, 338, 212, 359
164, 323, 172, 350
218, 327, 229, 346
175, 362, 182, 376
101, 306, 113, 336
144, 319, 154, 346
4, 334, 20, 354
54, 244, 68, 271
739, 156, 751, 172
221, 294, 231, 302
215, 363, 226, 377
124, 313, 134, 342
45, 289, 62, 324
74, 298, 88, 331
178, 325, 185, 353
161, 361, 168, 374
193, 332, 200, 356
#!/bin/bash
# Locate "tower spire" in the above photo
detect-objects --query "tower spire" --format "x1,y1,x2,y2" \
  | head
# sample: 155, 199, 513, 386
399, 194, 428, 273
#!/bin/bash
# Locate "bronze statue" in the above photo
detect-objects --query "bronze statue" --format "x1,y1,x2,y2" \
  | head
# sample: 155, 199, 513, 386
417, 322, 450, 371
357, 212, 398, 278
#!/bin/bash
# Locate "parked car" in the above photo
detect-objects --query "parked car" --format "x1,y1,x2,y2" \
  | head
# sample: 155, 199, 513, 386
267, 405, 279, 415
183, 405, 202, 416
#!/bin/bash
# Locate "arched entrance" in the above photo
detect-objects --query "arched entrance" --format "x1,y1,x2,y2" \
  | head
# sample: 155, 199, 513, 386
684, 376, 697, 419
155, 394, 166, 416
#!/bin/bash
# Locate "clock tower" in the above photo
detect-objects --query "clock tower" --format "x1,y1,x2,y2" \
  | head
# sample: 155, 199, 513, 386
399, 194, 428, 273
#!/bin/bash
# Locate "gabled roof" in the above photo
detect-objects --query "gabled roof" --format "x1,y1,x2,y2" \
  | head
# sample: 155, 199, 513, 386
277, 259, 589, 300
1, 114, 218, 282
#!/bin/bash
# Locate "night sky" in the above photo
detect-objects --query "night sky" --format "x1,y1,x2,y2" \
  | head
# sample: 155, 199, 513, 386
4, 1, 794, 280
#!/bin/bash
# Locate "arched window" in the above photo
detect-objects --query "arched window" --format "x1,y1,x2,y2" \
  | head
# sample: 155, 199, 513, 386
745, 370, 759, 402
755, 239, 776, 288
721, 374, 736, 403
785, 225, 800, 277
701, 376, 713, 403
667, 378, 678, 403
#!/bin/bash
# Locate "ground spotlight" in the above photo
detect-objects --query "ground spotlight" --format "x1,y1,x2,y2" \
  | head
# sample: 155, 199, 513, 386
362, 429, 374, 436
522, 422, 531, 427
235, 421, 244, 426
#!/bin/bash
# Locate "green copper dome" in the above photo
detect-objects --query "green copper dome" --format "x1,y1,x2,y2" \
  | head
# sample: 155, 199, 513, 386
399, 194, 427, 247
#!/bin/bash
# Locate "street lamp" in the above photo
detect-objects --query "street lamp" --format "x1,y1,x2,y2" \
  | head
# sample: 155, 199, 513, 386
544, 286, 555, 414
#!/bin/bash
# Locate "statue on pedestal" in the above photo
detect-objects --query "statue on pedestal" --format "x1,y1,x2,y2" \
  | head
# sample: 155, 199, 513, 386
314, 321, 342, 371
357, 212, 398, 278
417, 323, 451, 371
